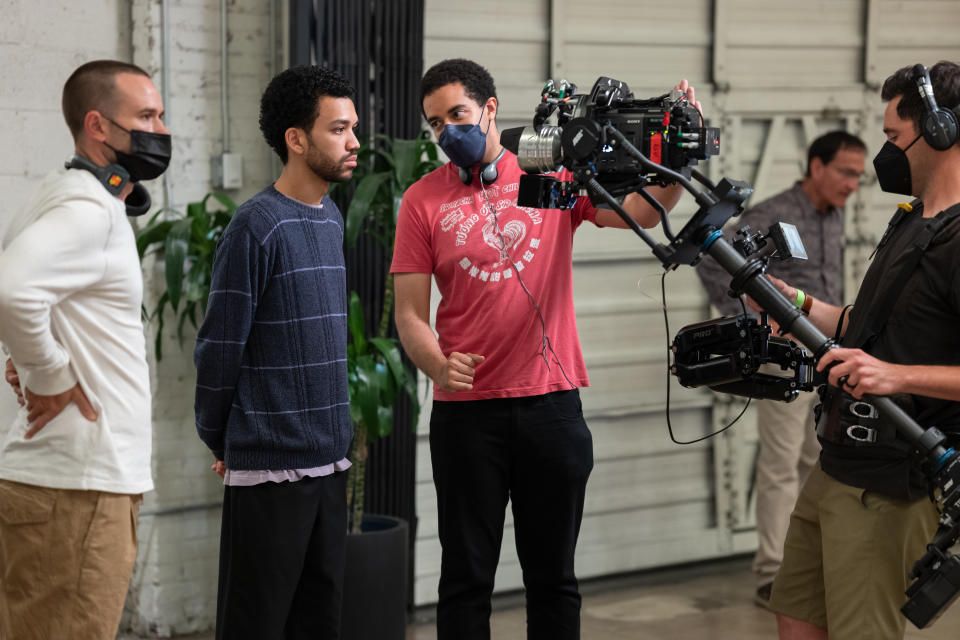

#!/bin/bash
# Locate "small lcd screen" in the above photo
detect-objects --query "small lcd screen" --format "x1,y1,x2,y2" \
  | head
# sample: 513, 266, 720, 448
774, 222, 808, 261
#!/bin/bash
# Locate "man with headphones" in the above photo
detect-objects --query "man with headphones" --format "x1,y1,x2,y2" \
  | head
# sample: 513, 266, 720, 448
752, 61, 960, 640
0, 60, 169, 639
391, 58, 696, 640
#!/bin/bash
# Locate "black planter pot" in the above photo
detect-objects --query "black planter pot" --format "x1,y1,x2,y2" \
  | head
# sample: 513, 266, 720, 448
341, 514, 409, 640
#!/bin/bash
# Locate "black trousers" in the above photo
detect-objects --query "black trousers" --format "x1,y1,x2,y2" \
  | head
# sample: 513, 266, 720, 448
430, 389, 594, 640
216, 471, 348, 640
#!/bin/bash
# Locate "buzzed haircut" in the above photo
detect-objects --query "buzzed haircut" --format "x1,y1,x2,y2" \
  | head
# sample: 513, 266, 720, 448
62, 60, 150, 139
420, 58, 498, 115
881, 60, 960, 141
258, 65, 355, 164
806, 130, 867, 176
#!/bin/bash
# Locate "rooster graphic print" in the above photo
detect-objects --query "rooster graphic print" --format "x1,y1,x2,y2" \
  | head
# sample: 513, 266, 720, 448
437, 182, 544, 284
482, 212, 526, 266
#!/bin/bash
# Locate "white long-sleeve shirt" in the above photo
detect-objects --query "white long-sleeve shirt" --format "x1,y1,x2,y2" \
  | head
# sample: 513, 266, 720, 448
0, 169, 153, 494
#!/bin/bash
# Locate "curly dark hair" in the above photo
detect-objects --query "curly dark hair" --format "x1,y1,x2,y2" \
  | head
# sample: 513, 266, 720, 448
881, 60, 960, 142
259, 65, 355, 163
420, 59, 497, 115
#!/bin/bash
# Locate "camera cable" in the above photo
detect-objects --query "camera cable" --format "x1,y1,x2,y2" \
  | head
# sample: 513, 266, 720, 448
661, 270, 751, 444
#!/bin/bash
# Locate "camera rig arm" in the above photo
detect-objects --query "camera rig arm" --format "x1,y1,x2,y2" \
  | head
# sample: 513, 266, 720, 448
580, 122, 948, 457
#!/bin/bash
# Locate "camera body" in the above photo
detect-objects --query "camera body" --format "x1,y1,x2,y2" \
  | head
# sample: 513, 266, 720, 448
902, 451, 960, 628
501, 76, 720, 206
672, 313, 815, 401
671, 222, 815, 401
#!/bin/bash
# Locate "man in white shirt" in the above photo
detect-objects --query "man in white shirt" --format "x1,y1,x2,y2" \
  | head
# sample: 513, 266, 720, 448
0, 60, 169, 640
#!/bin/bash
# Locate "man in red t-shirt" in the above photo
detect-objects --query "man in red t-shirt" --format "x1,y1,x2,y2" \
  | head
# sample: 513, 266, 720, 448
392, 58, 697, 640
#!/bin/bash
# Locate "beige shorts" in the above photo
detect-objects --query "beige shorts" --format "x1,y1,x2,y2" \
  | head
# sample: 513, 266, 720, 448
770, 464, 938, 640
0, 479, 142, 640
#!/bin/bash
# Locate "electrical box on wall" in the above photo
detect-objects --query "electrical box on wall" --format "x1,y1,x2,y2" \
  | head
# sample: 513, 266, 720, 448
212, 152, 243, 190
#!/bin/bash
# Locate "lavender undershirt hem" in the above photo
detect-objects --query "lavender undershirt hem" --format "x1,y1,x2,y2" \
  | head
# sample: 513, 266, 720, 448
224, 457, 352, 487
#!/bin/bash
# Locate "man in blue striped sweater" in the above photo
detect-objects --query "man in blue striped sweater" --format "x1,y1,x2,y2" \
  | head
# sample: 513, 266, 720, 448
194, 65, 358, 639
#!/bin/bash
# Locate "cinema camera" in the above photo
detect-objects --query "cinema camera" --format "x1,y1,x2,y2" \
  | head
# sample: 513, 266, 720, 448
505, 75, 960, 629
501, 77, 720, 210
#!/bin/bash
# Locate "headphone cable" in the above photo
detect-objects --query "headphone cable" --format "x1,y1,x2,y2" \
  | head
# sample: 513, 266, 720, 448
479, 176, 578, 390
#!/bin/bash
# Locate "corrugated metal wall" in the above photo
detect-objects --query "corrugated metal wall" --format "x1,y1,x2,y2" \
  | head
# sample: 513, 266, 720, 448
414, 0, 960, 605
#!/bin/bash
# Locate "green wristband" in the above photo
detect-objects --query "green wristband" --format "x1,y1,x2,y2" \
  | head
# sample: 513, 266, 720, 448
794, 289, 806, 309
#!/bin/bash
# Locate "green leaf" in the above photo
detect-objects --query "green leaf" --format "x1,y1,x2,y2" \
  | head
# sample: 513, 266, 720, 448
373, 138, 397, 171
212, 210, 234, 234
187, 200, 210, 240
176, 302, 195, 346
164, 218, 193, 310
423, 136, 439, 161
391, 138, 421, 189
346, 291, 367, 355
374, 405, 393, 439
209, 192, 238, 214
353, 355, 381, 433
345, 172, 391, 247
369, 337, 406, 383
185, 303, 198, 330
369, 337, 418, 418
135, 219, 173, 259
184, 264, 209, 302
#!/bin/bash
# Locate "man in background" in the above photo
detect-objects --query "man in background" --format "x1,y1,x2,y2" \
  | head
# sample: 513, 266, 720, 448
0, 59, 169, 639
695, 130, 866, 607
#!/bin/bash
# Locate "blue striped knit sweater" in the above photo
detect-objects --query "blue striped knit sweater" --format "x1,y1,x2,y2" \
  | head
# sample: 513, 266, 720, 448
194, 185, 352, 470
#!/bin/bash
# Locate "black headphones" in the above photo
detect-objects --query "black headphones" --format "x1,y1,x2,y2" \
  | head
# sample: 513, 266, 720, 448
459, 147, 506, 185
64, 154, 152, 216
913, 64, 959, 151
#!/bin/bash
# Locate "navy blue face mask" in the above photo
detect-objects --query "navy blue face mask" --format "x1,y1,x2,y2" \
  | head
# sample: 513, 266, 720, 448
438, 111, 491, 169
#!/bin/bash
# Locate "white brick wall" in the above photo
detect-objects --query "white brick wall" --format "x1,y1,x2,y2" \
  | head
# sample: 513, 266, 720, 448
128, 1, 277, 634
1, 0, 278, 635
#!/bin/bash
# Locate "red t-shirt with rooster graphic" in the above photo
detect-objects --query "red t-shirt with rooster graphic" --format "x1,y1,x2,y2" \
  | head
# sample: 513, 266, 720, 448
391, 151, 597, 401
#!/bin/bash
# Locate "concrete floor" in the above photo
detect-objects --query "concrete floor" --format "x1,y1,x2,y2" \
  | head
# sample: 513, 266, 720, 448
156, 555, 960, 639
406, 556, 960, 640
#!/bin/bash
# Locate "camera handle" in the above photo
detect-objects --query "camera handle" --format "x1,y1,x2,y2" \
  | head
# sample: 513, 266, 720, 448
572, 122, 960, 627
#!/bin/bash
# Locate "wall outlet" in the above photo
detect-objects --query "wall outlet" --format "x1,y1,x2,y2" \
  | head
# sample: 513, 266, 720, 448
211, 152, 243, 189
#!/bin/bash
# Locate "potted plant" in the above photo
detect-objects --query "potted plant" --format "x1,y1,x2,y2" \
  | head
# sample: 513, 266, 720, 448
337, 133, 442, 640
135, 192, 237, 359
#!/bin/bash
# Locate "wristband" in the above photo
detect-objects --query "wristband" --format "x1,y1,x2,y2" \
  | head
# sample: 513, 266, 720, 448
801, 293, 813, 315
793, 288, 805, 309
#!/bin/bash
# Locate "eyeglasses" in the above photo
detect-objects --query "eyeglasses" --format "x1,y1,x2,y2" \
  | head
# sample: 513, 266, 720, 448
828, 165, 865, 181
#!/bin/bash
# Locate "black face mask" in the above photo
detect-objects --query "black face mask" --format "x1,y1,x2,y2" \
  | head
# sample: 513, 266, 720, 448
873, 134, 921, 196
105, 118, 172, 182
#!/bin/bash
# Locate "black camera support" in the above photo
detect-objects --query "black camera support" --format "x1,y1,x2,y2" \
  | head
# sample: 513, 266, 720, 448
576, 122, 960, 629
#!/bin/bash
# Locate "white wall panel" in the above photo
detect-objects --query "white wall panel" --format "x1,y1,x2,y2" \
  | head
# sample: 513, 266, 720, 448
718, 0, 865, 88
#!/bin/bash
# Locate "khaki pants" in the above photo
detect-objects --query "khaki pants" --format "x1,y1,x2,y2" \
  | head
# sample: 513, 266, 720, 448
753, 393, 821, 587
0, 480, 142, 640
770, 464, 939, 639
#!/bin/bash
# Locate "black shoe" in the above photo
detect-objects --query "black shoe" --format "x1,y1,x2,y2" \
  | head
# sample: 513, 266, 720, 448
754, 582, 773, 610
